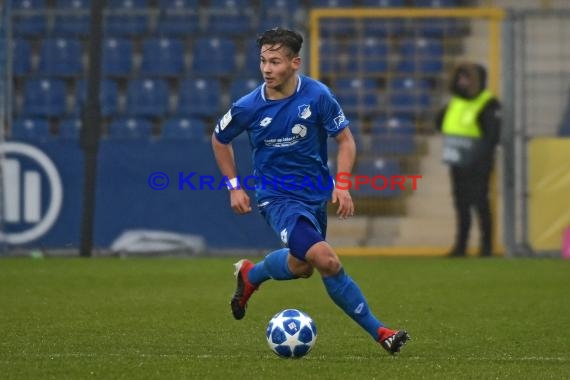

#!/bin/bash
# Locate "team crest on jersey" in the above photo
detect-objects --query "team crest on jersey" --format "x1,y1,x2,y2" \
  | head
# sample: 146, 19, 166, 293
298, 104, 312, 120
219, 109, 232, 131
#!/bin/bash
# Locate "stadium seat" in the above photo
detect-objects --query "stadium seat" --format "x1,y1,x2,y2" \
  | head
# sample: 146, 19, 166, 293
191, 38, 236, 76
140, 38, 186, 77
229, 78, 261, 101
370, 116, 416, 135
352, 157, 403, 198
75, 79, 119, 118
241, 39, 261, 76
125, 78, 170, 118
362, 17, 406, 38
319, 39, 355, 75
156, 0, 200, 37
107, 117, 153, 139
413, 0, 458, 7
412, 18, 459, 38
362, 0, 405, 6
102, 38, 133, 77
59, 117, 82, 139
396, 38, 444, 75
12, 118, 51, 139
12, 39, 32, 76
356, 37, 390, 74
258, 0, 302, 32
11, 0, 47, 37
388, 77, 431, 117
37, 38, 83, 77
333, 78, 380, 117
53, 0, 91, 37
161, 117, 208, 140
308, 0, 354, 6
105, 0, 150, 37
369, 134, 416, 156
176, 78, 221, 118
22, 78, 67, 118
206, 0, 255, 36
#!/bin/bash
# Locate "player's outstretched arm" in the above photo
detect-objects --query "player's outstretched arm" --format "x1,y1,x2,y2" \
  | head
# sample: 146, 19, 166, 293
211, 134, 252, 214
332, 128, 356, 219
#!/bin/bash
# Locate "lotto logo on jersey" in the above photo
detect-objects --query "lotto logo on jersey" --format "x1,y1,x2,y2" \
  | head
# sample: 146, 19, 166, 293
260, 117, 272, 127
298, 104, 312, 120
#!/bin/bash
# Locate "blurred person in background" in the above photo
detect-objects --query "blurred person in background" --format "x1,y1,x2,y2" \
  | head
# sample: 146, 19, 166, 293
436, 62, 502, 257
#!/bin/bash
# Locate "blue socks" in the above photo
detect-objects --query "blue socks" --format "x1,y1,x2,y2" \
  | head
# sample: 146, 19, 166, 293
322, 268, 383, 340
248, 248, 295, 286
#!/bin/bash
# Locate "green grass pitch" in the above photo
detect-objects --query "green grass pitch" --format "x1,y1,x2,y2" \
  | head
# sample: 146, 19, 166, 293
1, 257, 569, 379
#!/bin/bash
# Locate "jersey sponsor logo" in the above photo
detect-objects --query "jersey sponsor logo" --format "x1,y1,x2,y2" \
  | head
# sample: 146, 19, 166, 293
333, 112, 346, 128
263, 124, 307, 147
260, 117, 272, 127
219, 109, 232, 131
298, 104, 312, 120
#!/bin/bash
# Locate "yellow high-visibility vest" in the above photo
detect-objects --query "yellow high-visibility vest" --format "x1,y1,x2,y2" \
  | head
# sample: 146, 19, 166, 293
442, 90, 494, 138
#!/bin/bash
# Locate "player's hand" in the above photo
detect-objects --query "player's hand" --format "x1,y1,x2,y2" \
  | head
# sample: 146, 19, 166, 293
331, 188, 354, 219
230, 189, 252, 214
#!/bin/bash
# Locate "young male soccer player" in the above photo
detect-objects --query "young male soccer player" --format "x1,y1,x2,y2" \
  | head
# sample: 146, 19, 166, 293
211, 28, 410, 355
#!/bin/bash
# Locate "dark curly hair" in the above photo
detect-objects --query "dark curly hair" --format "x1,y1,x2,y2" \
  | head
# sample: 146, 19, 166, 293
257, 28, 303, 58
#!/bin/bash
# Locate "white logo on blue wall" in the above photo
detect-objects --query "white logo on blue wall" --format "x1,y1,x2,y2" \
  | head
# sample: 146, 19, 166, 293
0, 142, 63, 244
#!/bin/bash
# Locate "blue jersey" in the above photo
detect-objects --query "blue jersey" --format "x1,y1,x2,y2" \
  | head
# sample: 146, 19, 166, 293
214, 75, 349, 203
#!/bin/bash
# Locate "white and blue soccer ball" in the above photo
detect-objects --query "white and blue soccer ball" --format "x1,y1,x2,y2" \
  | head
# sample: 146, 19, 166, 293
266, 309, 317, 358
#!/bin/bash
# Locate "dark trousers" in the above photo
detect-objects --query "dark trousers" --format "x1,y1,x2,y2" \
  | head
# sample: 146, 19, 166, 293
449, 165, 493, 256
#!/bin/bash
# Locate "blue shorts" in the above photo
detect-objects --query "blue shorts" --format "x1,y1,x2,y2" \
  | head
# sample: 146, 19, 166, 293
258, 198, 327, 247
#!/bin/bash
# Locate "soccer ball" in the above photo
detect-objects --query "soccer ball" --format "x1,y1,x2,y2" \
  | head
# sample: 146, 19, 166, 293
265, 309, 317, 358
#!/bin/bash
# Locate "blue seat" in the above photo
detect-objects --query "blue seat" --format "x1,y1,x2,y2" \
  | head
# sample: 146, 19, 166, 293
319, 18, 356, 38
229, 78, 261, 101
37, 38, 83, 77
177, 78, 221, 118
59, 117, 82, 139
12, 118, 51, 139
412, 18, 459, 38
75, 79, 119, 118
258, 0, 301, 31
53, 0, 91, 37
333, 78, 379, 117
102, 38, 133, 77
161, 117, 208, 139
11, 0, 47, 37
125, 78, 170, 118
319, 39, 355, 75
206, 0, 254, 36
362, 18, 406, 38
309, 0, 354, 6
396, 38, 444, 74
355, 37, 389, 74
107, 117, 153, 139
388, 77, 431, 117
140, 38, 186, 77
22, 79, 67, 118
12, 39, 32, 76
191, 38, 236, 76
370, 116, 415, 135
156, 0, 200, 37
369, 134, 416, 156
241, 39, 261, 76
353, 157, 403, 198
414, 0, 458, 6
105, 0, 150, 37
362, 0, 405, 5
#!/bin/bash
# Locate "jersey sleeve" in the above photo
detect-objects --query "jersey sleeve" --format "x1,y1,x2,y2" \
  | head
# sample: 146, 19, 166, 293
319, 88, 350, 137
214, 104, 247, 144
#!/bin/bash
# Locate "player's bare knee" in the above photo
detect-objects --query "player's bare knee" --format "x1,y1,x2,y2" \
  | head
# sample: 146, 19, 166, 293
297, 264, 314, 278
